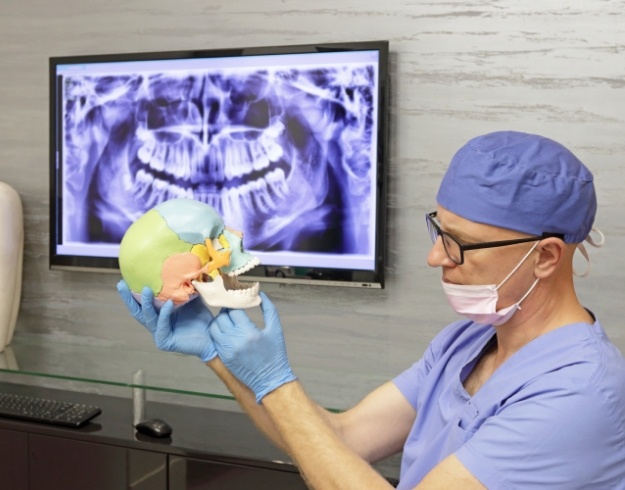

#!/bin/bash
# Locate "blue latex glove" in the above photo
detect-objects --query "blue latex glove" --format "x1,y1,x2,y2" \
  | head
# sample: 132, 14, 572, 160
210, 292, 297, 403
117, 279, 217, 362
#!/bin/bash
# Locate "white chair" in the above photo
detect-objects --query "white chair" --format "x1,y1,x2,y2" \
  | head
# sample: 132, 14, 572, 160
0, 182, 23, 352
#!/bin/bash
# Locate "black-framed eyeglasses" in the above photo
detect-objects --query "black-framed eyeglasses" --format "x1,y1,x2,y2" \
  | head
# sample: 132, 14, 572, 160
425, 211, 563, 265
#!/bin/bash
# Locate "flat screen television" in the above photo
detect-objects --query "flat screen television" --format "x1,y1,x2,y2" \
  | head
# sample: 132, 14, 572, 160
49, 40, 389, 288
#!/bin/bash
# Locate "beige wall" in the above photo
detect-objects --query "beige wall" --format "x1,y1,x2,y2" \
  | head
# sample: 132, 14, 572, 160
0, 0, 623, 410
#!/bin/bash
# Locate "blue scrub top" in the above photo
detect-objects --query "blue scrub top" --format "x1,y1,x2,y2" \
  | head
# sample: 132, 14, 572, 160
393, 319, 625, 489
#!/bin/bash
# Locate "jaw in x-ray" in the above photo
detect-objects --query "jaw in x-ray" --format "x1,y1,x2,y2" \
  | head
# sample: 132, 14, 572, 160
119, 198, 260, 310
62, 64, 376, 257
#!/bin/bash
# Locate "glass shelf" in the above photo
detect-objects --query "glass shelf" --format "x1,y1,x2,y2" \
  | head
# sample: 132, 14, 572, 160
0, 331, 402, 478
0, 332, 238, 404
0, 331, 367, 412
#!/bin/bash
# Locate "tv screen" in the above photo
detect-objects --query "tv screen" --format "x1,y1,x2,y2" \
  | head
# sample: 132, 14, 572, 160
49, 40, 389, 288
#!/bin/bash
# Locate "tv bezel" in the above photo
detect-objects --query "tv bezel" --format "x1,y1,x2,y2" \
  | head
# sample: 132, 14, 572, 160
49, 40, 390, 289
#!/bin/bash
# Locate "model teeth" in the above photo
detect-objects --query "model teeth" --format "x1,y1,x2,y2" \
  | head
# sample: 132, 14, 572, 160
228, 256, 260, 277
222, 276, 260, 295
193, 275, 261, 309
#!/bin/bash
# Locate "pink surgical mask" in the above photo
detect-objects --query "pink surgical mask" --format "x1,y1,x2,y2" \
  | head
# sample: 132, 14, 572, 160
442, 242, 539, 326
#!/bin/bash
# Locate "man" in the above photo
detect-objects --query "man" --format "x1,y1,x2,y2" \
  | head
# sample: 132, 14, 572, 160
118, 130, 625, 489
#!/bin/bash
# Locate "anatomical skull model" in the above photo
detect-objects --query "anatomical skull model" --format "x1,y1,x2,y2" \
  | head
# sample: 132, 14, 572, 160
119, 198, 260, 309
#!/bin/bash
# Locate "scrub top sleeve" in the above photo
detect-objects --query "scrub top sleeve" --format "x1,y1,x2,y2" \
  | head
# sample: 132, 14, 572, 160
393, 321, 469, 410
455, 375, 624, 489
392, 351, 431, 410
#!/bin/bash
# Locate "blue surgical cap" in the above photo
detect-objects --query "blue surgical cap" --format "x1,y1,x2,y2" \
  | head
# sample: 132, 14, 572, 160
436, 131, 596, 243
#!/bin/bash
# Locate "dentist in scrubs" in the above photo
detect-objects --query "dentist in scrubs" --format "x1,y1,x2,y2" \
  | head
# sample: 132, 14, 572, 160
119, 130, 625, 489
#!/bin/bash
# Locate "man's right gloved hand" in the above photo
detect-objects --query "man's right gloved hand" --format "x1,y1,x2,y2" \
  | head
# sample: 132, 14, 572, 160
117, 279, 217, 362
210, 292, 297, 403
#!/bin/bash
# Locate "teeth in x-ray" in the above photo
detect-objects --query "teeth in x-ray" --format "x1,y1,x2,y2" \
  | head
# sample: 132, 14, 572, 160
133, 169, 157, 207
178, 143, 191, 180
217, 136, 282, 180
221, 176, 276, 221
195, 192, 221, 211
250, 179, 274, 214
133, 169, 189, 206
167, 139, 193, 180
265, 141, 284, 163
237, 182, 257, 214
64, 66, 376, 254
257, 179, 276, 213
137, 137, 156, 163
249, 139, 271, 172
220, 186, 241, 225
203, 143, 225, 182
252, 153, 270, 172
222, 138, 252, 180
140, 137, 196, 181
259, 128, 284, 163
264, 120, 285, 139
265, 168, 288, 200
150, 143, 167, 172
133, 169, 152, 198
137, 116, 287, 187
147, 177, 170, 209
251, 139, 281, 170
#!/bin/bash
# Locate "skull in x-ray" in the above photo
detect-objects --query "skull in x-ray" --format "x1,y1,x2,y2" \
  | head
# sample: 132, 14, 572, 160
119, 198, 260, 309
63, 65, 377, 258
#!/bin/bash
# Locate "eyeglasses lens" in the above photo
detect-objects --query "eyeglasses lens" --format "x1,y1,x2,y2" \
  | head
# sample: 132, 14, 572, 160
426, 213, 462, 264
426, 216, 438, 244
442, 236, 461, 264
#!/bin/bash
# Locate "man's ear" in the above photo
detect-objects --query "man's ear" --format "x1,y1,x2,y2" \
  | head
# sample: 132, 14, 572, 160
534, 238, 565, 279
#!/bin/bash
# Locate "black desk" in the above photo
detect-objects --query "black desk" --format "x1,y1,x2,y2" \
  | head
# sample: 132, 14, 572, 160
0, 382, 399, 489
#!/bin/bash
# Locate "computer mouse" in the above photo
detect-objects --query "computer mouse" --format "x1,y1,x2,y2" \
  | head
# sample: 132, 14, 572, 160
134, 418, 173, 438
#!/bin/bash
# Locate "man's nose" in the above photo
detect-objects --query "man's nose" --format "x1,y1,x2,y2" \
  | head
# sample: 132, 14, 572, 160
427, 236, 456, 268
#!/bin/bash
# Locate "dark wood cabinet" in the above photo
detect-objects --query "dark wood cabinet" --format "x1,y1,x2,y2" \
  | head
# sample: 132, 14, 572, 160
0, 428, 28, 490
0, 383, 398, 488
29, 434, 167, 490
0, 383, 311, 490
169, 456, 309, 489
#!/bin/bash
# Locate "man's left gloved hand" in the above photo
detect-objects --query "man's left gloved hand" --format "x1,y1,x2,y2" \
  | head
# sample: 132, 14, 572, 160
117, 279, 217, 362
210, 292, 297, 403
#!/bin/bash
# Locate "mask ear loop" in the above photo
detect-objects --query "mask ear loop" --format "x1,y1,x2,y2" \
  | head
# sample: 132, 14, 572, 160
574, 228, 605, 278
493, 241, 540, 291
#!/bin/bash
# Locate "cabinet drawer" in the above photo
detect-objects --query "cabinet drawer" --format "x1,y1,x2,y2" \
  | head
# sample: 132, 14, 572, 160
29, 434, 167, 490
169, 455, 308, 490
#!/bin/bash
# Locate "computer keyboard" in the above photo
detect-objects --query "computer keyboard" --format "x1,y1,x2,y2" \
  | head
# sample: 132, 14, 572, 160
0, 392, 101, 428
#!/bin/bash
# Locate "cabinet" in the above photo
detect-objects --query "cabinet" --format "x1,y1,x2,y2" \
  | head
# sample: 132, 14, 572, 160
0, 383, 311, 490
169, 456, 308, 489
0, 431, 311, 490
29, 434, 167, 490
0, 428, 28, 490
0, 383, 398, 488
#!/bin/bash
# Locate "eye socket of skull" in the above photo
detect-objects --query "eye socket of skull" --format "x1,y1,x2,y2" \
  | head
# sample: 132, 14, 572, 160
219, 228, 256, 275
119, 198, 261, 309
